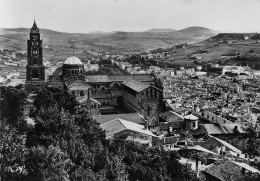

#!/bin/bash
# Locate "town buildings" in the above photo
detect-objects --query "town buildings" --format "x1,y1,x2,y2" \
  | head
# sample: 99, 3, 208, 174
5, 20, 260, 180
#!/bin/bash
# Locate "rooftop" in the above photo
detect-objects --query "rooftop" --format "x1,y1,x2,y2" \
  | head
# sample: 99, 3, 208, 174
100, 118, 156, 139
122, 79, 150, 92
64, 56, 83, 65
203, 123, 247, 135
92, 113, 145, 125
85, 75, 111, 83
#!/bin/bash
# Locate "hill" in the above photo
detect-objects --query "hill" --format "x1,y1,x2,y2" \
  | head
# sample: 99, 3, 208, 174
0, 26, 218, 53
177, 26, 217, 37
145, 28, 176, 33
210, 33, 260, 41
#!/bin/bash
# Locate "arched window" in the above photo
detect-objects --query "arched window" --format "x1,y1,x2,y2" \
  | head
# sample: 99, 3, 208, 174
80, 91, 84, 96
32, 69, 39, 78
102, 102, 106, 107
101, 87, 105, 91
107, 101, 110, 106
148, 105, 151, 116
113, 83, 120, 88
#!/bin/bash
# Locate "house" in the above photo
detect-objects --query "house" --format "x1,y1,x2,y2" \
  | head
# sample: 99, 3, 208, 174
100, 118, 157, 146
203, 160, 260, 181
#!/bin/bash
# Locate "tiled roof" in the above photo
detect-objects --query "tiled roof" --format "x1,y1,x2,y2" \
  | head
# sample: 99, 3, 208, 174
85, 74, 155, 83
100, 118, 126, 138
109, 90, 123, 97
122, 79, 150, 92
108, 74, 155, 83
198, 134, 242, 154
203, 123, 247, 135
65, 78, 90, 88
204, 160, 242, 181
85, 75, 111, 83
100, 118, 156, 139
92, 113, 145, 125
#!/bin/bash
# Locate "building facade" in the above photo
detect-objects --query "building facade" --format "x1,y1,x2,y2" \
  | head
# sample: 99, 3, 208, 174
25, 19, 46, 93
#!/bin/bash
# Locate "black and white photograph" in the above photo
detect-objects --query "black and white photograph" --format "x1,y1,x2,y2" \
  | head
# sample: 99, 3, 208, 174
1, 0, 260, 180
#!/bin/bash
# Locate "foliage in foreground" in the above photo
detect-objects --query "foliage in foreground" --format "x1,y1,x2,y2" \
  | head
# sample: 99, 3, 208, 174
0, 87, 206, 181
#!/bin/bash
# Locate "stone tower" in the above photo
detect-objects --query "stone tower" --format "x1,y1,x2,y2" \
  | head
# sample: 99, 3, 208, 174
25, 19, 46, 93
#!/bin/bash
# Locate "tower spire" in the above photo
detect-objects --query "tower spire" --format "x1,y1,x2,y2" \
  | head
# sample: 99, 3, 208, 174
31, 18, 39, 32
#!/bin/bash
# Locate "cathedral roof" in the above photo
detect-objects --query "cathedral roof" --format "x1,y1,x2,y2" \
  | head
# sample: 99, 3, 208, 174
64, 56, 83, 65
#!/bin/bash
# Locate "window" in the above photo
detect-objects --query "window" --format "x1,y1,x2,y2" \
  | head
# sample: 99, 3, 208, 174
192, 122, 196, 128
148, 105, 151, 116
32, 69, 39, 78
101, 102, 106, 107
207, 115, 209, 119
80, 91, 84, 97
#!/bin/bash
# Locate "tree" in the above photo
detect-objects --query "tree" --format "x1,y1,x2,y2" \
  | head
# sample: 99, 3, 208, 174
0, 86, 27, 132
25, 145, 71, 181
33, 88, 79, 115
0, 126, 28, 181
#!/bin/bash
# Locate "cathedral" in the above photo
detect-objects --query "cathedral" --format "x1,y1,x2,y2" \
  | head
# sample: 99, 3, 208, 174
25, 20, 163, 117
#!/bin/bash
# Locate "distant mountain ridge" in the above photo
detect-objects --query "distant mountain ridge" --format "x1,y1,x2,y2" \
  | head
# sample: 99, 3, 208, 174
0, 26, 216, 36
0, 28, 67, 35
177, 26, 217, 37
145, 28, 176, 33
0, 26, 218, 51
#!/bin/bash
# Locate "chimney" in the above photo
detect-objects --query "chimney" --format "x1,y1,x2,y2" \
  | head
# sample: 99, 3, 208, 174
195, 160, 201, 176
144, 120, 149, 130
242, 167, 246, 174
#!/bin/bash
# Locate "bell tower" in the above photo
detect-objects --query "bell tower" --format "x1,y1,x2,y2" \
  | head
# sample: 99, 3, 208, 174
25, 19, 46, 92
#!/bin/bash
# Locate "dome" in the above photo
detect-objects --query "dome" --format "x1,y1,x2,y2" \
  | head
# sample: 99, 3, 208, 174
64, 56, 83, 65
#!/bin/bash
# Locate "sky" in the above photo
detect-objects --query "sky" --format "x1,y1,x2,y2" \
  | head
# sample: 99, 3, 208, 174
0, 0, 260, 33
